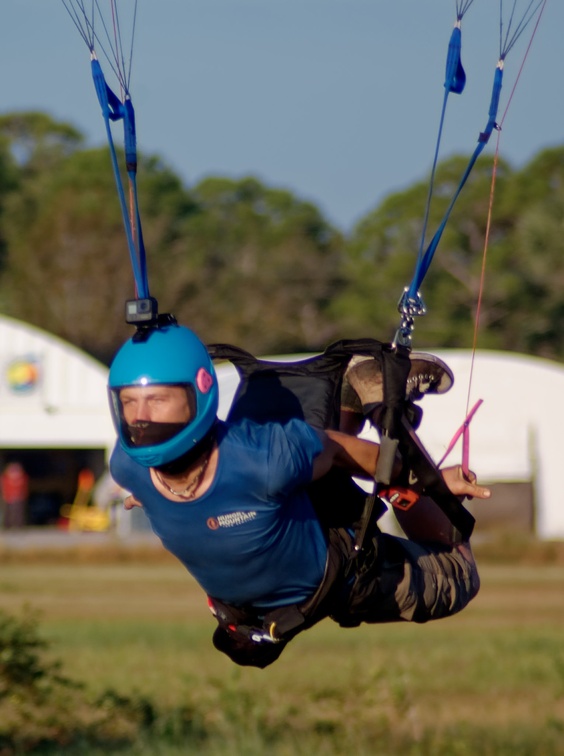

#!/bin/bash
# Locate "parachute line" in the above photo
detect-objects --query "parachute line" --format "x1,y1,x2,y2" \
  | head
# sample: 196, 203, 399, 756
499, 0, 545, 59
60, 0, 95, 50
61, 0, 137, 95
107, 0, 137, 93
62, 0, 148, 299
408, 64, 503, 298
415, 20, 470, 280
397, 0, 547, 347
455, 1, 476, 21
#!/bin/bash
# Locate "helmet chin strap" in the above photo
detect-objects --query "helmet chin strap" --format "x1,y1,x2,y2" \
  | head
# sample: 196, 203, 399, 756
154, 422, 217, 476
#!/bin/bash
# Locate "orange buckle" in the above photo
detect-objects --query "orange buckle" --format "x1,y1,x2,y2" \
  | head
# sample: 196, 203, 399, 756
379, 486, 419, 511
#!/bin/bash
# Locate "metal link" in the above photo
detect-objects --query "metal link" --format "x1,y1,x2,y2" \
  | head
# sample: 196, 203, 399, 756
394, 288, 427, 348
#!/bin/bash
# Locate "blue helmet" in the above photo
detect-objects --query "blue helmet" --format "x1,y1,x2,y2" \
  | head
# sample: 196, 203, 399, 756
108, 324, 219, 467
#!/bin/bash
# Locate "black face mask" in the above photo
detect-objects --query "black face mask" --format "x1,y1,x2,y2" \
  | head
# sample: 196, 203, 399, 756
154, 423, 218, 476
125, 420, 188, 447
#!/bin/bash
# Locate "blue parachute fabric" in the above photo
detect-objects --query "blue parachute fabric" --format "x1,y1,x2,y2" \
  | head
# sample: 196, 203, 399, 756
90, 58, 149, 299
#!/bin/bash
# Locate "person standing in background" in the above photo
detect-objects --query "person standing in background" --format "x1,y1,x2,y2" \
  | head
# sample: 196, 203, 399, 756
1, 462, 29, 529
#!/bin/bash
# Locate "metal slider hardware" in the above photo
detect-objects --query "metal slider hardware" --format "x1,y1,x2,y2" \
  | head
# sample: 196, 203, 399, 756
394, 288, 427, 348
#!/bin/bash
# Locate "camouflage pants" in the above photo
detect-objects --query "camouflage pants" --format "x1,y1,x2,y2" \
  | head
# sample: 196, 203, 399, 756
332, 531, 480, 626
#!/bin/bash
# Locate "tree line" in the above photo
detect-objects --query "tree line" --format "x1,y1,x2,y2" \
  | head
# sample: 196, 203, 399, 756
0, 111, 563, 366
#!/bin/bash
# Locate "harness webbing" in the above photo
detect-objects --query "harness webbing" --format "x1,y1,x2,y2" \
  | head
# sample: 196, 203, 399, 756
209, 339, 475, 543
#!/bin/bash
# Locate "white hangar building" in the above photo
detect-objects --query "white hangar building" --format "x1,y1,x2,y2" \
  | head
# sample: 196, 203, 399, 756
409, 350, 563, 540
0, 315, 115, 524
0, 313, 562, 540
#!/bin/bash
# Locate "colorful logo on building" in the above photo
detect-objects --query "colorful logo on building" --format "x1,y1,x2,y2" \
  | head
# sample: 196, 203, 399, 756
5, 356, 40, 395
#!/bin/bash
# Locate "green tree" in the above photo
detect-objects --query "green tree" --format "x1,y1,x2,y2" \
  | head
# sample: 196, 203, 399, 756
156, 176, 345, 354
0, 145, 194, 364
497, 146, 564, 359
0, 115, 344, 361
0, 114, 46, 275
0, 111, 83, 178
3, 109, 564, 364
0, 608, 158, 751
332, 152, 538, 352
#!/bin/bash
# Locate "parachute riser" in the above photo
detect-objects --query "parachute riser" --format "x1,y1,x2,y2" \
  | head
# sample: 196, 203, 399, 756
89, 58, 149, 301
478, 64, 504, 144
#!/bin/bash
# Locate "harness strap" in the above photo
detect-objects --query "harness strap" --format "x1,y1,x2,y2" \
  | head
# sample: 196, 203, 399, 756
208, 528, 353, 667
207, 339, 473, 665
396, 417, 475, 541
208, 338, 388, 430
209, 338, 474, 545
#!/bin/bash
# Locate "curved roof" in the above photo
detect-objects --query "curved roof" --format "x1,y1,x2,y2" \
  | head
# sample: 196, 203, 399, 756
0, 319, 562, 538
0, 315, 114, 448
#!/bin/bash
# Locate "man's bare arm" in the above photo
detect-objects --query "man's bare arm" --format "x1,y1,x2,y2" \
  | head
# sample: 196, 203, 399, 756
311, 429, 385, 481
312, 430, 491, 500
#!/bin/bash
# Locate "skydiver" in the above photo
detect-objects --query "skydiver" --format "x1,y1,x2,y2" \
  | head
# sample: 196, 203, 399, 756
108, 322, 490, 668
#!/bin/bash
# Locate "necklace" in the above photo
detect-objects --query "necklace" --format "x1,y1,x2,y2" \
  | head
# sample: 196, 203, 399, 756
155, 453, 211, 500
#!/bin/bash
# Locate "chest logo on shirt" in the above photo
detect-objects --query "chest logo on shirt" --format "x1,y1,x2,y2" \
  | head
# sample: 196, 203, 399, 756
206, 511, 257, 530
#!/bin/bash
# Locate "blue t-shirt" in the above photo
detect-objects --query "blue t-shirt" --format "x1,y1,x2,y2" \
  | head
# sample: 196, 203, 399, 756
110, 418, 328, 609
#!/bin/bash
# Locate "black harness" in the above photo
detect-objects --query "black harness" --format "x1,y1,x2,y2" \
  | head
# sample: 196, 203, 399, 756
206, 338, 475, 667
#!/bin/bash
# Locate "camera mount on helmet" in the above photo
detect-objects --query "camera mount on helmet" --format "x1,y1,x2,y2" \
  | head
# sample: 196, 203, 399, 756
125, 297, 178, 342
125, 297, 159, 325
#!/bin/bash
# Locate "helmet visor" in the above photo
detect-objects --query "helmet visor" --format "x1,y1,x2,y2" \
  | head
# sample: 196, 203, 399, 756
110, 383, 197, 449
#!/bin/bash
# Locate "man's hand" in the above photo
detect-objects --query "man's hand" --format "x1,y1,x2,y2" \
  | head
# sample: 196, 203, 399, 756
441, 465, 491, 500
124, 494, 143, 510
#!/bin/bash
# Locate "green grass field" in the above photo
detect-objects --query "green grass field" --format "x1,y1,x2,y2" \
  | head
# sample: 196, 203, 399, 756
1, 539, 564, 754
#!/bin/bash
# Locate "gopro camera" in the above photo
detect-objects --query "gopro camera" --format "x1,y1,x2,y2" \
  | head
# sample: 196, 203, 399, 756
125, 297, 159, 325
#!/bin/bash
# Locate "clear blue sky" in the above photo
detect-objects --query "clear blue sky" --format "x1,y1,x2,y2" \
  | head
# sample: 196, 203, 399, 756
2, 1, 563, 231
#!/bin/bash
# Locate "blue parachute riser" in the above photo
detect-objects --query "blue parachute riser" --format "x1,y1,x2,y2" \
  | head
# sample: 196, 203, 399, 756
395, 0, 547, 348
396, 8, 473, 348
90, 55, 149, 300
406, 62, 504, 303
445, 25, 466, 95
414, 20, 468, 311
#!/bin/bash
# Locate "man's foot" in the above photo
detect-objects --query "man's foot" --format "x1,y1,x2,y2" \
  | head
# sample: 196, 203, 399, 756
407, 352, 454, 400
342, 352, 454, 407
